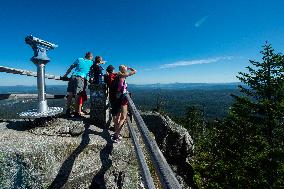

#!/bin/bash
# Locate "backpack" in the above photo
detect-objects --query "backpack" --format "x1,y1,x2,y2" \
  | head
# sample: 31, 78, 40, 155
90, 64, 103, 84
107, 73, 119, 93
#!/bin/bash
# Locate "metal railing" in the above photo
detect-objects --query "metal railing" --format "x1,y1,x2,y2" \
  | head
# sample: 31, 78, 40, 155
0, 94, 66, 100
127, 117, 156, 189
126, 93, 182, 189
0, 66, 68, 81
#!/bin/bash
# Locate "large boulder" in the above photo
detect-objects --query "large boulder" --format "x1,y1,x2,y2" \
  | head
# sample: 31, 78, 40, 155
141, 112, 194, 189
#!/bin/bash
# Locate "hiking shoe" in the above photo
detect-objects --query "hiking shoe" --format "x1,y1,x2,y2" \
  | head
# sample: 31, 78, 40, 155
73, 112, 84, 118
111, 136, 121, 144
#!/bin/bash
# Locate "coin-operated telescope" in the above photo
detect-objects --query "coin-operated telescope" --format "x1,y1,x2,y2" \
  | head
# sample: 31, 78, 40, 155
25, 35, 58, 63
19, 35, 63, 118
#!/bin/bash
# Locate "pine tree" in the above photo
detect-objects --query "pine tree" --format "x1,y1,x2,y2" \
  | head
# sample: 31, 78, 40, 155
232, 42, 284, 143
228, 43, 284, 187
186, 43, 284, 188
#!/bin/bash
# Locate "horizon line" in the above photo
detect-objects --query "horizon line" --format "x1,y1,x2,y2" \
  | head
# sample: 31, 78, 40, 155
0, 81, 242, 87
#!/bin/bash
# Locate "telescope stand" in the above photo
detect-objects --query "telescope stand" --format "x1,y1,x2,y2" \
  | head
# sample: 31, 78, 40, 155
19, 37, 63, 118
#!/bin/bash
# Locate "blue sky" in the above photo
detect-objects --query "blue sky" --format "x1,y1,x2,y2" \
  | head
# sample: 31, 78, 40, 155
0, 0, 284, 86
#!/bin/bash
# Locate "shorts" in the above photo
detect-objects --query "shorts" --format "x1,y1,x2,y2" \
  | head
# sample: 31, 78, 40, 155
67, 75, 87, 95
78, 91, 88, 105
120, 95, 128, 106
110, 94, 128, 116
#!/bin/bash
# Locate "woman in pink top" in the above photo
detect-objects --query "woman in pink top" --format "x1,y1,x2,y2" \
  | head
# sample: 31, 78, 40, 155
112, 65, 137, 143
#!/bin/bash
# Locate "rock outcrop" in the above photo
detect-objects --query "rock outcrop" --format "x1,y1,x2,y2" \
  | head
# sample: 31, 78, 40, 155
142, 112, 194, 189
0, 111, 194, 189
0, 118, 139, 189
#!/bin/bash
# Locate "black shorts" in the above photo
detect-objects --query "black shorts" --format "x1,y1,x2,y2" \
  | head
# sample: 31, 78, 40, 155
110, 94, 128, 116
67, 75, 87, 95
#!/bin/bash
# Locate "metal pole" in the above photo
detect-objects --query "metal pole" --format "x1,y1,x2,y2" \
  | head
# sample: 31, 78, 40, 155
127, 117, 156, 189
37, 63, 48, 112
126, 93, 182, 189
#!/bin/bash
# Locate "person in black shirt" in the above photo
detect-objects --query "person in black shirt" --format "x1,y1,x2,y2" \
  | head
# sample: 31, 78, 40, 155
89, 56, 105, 84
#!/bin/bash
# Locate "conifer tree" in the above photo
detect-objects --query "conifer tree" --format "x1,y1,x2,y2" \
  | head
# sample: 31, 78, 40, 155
191, 44, 284, 188
231, 43, 284, 144
228, 43, 284, 187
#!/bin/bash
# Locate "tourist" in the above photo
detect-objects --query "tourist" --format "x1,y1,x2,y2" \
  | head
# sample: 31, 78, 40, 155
89, 56, 105, 85
104, 65, 118, 129
112, 65, 137, 143
62, 52, 94, 117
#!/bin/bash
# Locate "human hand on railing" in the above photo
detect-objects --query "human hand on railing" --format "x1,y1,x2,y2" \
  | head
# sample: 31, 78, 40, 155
60, 76, 69, 81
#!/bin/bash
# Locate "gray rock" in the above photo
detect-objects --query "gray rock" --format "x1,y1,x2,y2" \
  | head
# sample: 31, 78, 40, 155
28, 118, 85, 137
0, 111, 194, 189
141, 111, 194, 189
0, 119, 139, 189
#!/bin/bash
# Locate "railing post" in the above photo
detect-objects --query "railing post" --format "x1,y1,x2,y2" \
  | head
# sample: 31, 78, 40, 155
37, 63, 48, 112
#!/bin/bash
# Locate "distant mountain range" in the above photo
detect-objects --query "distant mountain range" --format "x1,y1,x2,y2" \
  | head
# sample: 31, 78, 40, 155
0, 82, 241, 94
129, 82, 241, 90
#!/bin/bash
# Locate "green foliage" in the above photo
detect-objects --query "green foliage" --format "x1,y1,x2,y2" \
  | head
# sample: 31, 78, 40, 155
182, 43, 284, 188
181, 106, 206, 142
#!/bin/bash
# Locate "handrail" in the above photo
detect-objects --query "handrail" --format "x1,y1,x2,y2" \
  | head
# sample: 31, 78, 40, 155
126, 117, 156, 189
126, 93, 182, 189
0, 66, 69, 81
0, 94, 66, 100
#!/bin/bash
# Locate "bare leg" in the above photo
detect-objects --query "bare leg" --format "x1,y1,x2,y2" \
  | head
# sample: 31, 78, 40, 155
112, 115, 116, 127
114, 113, 120, 133
114, 105, 128, 138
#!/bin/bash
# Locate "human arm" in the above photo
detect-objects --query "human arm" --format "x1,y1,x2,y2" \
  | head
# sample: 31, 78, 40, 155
63, 60, 78, 77
125, 67, 137, 77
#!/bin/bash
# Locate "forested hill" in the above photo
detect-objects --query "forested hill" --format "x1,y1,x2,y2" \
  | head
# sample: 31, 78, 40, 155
0, 82, 240, 93
0, 83, 240, 120
129, 82, 241, 90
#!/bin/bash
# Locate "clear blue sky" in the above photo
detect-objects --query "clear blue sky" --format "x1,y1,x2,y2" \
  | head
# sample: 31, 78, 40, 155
0, 0, 284, 86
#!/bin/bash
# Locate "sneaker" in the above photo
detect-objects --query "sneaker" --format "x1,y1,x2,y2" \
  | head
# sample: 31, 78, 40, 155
111, 136, 121, 144
111, 134, 122, 140
66, 109, 71, 114
73, 112, 84, 118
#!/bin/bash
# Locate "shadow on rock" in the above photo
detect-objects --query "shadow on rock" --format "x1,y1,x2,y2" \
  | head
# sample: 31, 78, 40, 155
89, 123, 113, 189
47, 118, 114, 189
48, 119, 92, 189
5, 119, 37, 131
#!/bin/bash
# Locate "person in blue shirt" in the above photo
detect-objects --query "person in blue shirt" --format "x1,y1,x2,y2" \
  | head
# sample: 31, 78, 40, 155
62, 52, 94, 117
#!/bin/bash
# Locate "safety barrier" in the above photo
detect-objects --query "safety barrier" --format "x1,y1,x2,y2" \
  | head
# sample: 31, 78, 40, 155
126, 93, 182, 189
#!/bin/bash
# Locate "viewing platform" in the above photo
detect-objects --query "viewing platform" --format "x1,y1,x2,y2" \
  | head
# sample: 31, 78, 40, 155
0, 35, 191, 188
0, 117, 140, 188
